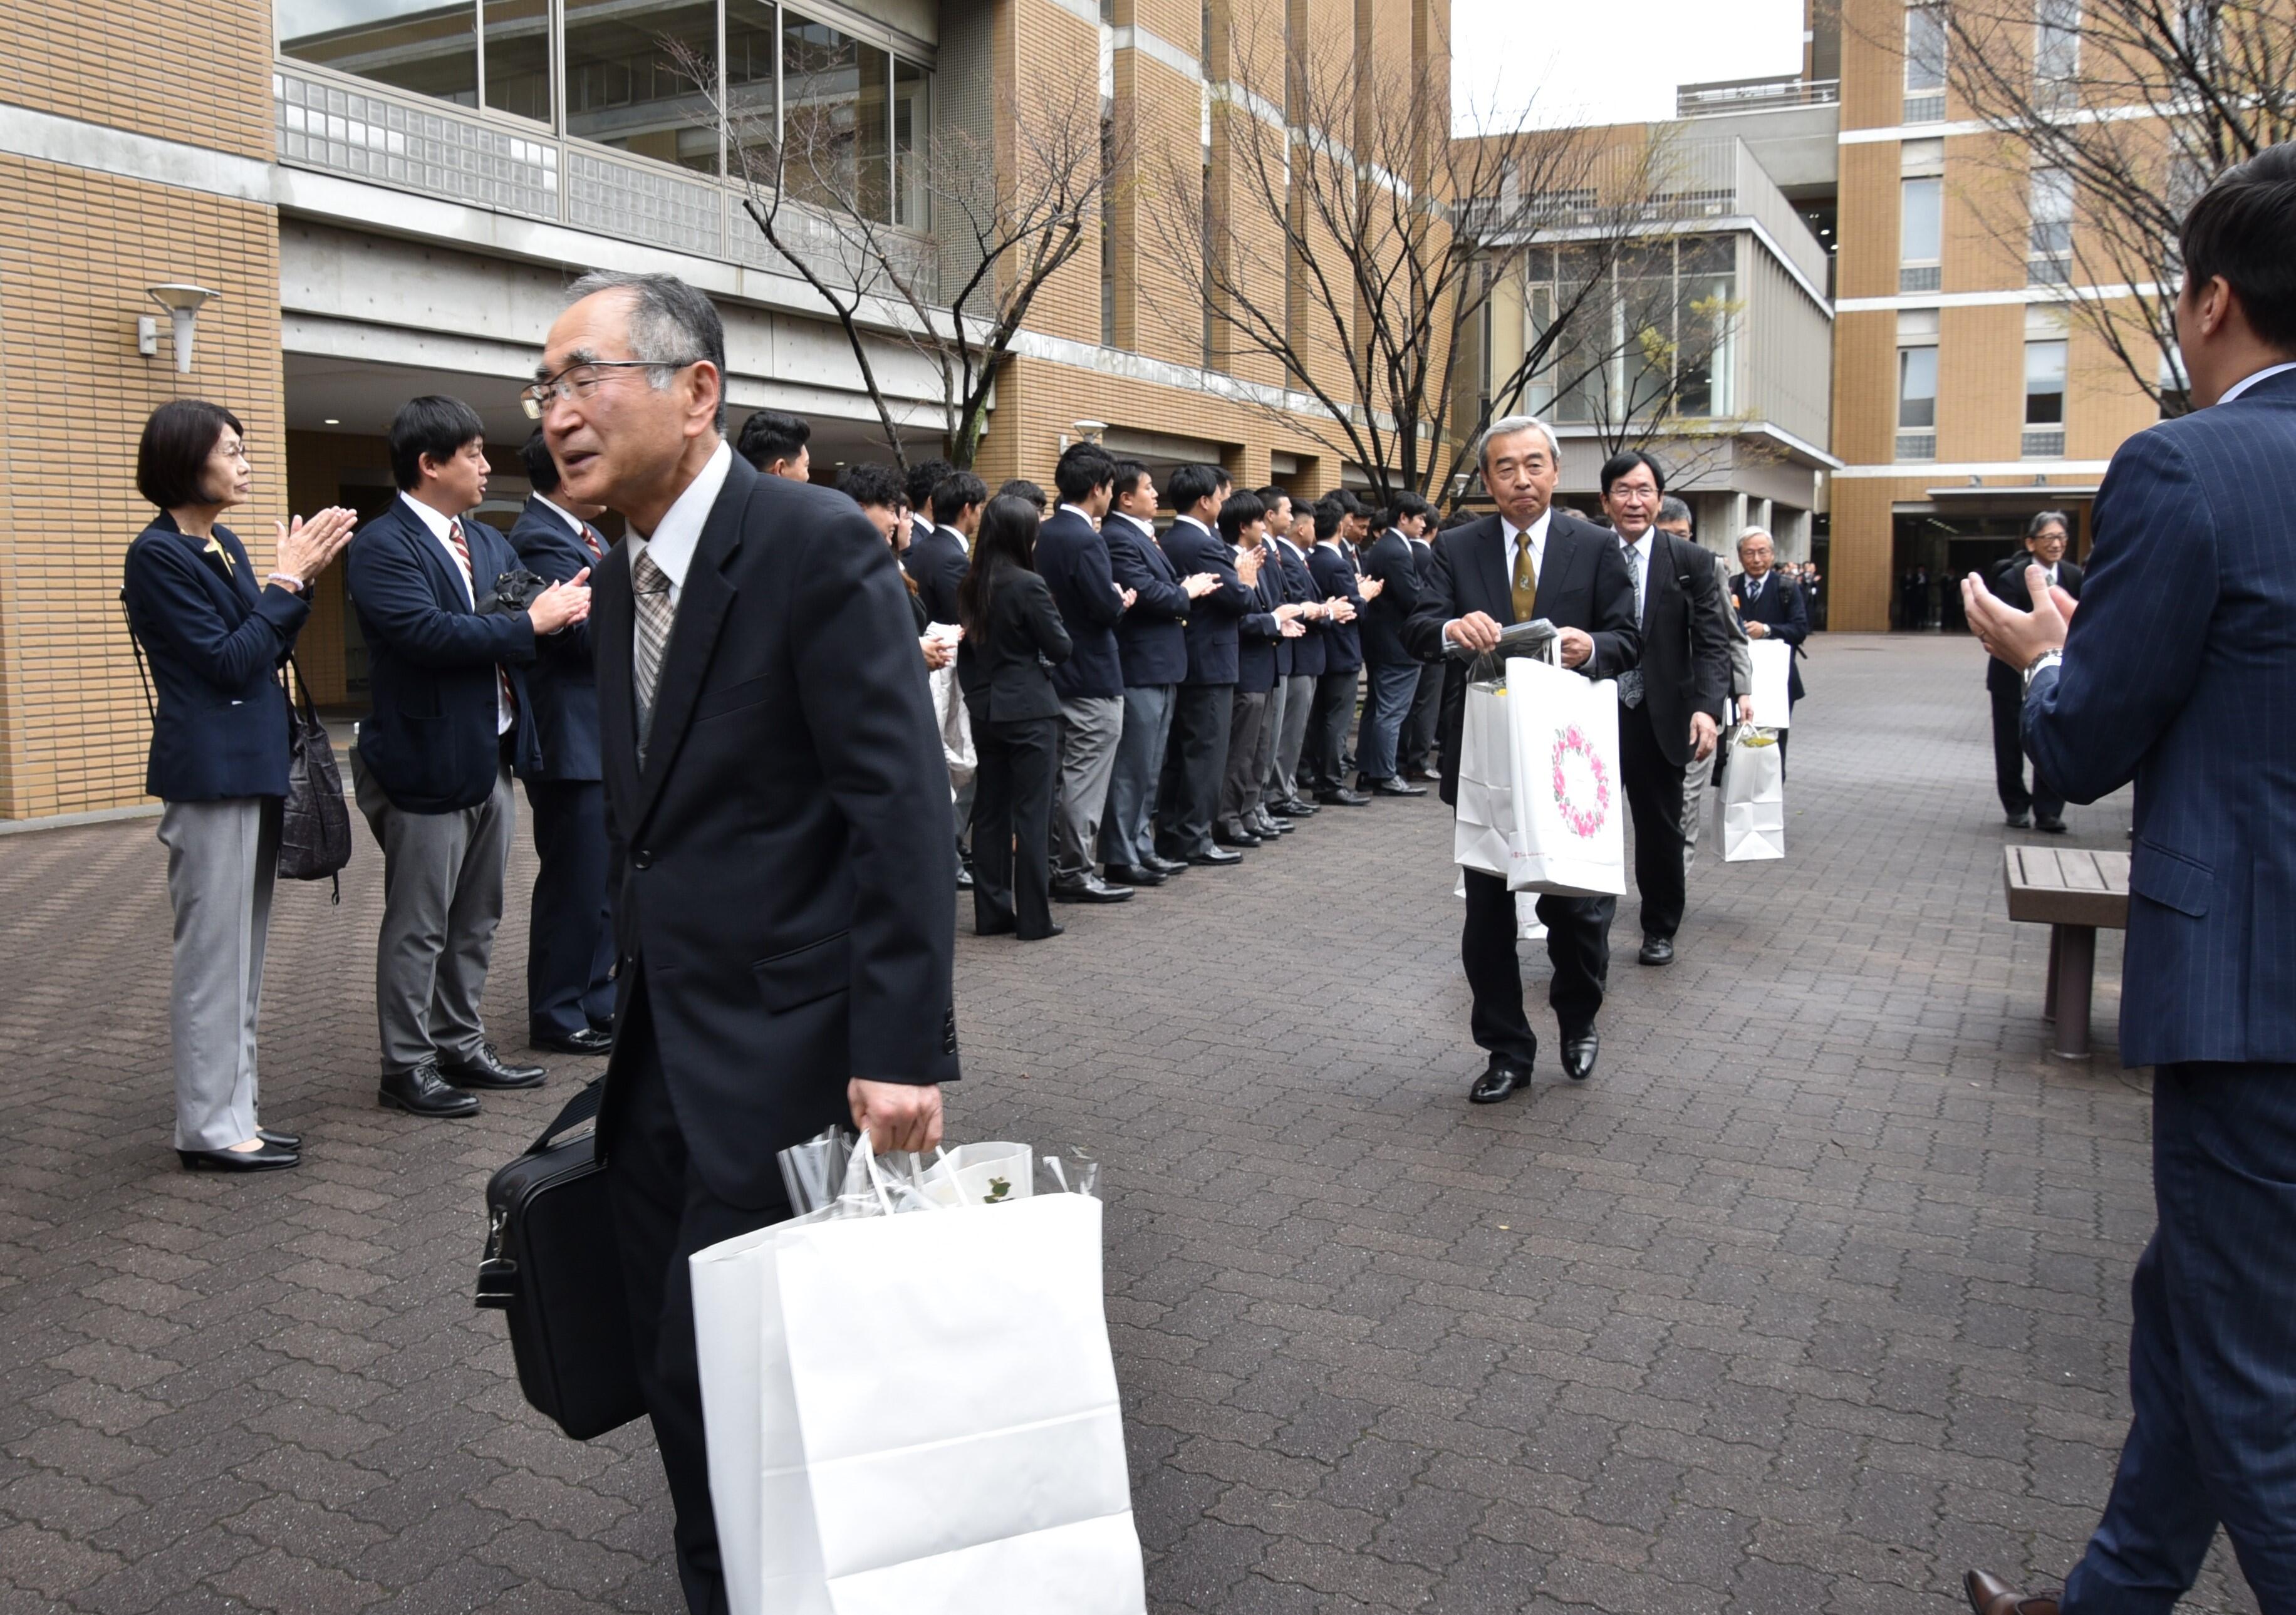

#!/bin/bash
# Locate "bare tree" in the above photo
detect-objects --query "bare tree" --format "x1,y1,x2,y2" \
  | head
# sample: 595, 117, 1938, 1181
1855, 0, 2296, 412
677, 41, 1126, 470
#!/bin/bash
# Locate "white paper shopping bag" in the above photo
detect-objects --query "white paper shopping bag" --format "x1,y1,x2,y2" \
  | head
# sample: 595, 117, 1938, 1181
1716, 727, 1785, 861
1500, 655, 1626, 898
1747, 640, 1793, 729
1452, 678, 1519, 882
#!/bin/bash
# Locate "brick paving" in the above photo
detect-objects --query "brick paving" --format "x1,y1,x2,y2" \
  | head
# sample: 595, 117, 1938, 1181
0, 633, 2259, 1614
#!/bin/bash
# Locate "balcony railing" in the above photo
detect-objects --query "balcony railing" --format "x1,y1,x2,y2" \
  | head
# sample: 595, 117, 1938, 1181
1896, 430, 1937, 460
1903, 93, 1946, 124
1675, 78, 1840, 118
2022, 428, 2066, 457
1899, 264, 1941, 293
274, 65, 938, 301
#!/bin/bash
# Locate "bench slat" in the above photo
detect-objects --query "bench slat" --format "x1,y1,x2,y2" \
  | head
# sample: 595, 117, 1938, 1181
2003, 844, 2130, 929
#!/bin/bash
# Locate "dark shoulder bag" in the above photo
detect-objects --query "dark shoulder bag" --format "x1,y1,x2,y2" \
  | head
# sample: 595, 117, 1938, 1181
278, 657, 353, 897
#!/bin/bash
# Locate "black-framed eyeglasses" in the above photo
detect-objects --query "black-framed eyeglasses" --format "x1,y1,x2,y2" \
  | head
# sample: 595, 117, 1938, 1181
520, 358, 700, 419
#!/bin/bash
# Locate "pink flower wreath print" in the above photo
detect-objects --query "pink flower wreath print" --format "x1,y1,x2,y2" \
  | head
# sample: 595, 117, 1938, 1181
1549, 724, 1610, 839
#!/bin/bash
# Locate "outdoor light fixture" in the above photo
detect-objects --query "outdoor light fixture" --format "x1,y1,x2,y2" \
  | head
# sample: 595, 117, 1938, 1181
145, 284, 220, 375
1071, 419, 1108, 443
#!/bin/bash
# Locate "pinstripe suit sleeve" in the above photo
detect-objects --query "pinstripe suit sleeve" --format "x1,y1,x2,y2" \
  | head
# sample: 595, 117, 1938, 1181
2022, 427, 2220, 806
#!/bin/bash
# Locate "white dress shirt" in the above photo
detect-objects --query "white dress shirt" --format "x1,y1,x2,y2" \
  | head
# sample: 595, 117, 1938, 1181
1172, 514, 1212, 541
398, 491, 512, 734
626, 439, 734, 613
1056, 502, 1100, 530
939, 522, 970, 556
1504, 508, 1554, 584
1742, 569, 1769, 605
2221, 360, 2296, 405
533, 492, 596, 549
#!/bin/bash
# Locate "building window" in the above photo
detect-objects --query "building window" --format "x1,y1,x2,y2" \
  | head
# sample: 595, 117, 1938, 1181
1899, 176, 1942, 293
782, 14, 893, 219
482, 0, 551, 122
2023, 338, 2067, 455
279, 0, 478, 106
1903, 4, 1946, 122
724, 0, 779, 182
1100, 114, 1118, 346
2028, 166, 2074, 284
2034, 0, 2080, 101
564, 0, 722, 174
1896, 306, 1939, 460
1516, 237, 1735, 426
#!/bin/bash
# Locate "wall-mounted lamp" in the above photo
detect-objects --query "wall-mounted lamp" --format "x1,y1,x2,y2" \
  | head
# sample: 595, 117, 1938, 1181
143, 284, 220, 375
1071, 418, 1108, 444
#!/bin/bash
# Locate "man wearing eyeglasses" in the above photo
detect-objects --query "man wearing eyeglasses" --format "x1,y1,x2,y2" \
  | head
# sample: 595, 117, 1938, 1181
531, 272, 957, 1615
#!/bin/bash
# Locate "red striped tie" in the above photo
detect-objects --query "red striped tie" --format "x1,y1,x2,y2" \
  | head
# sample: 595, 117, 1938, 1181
581, 523, 605, 562
447, 520, 518, 722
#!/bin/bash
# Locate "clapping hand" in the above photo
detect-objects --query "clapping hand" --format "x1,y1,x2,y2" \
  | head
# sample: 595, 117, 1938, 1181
529, 568, 592, 634
1118, 586, 1138, 611
1962, 565, 2077, 670
1358, 575, 1384, 600
1236, 549, 1264, 585
1278, 618, 1305, 638
274, 506, 358, 585
1182, 571, 1221, 599
1326, 596, 1357, 624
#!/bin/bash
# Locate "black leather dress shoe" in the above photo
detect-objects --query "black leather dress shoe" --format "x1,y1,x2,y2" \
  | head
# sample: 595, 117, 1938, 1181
1561, 1030, 1599, 1083
1316, 788, 1372, 806
378, 1063, 482, 1118
1213, 821, 1262, 848
257, 1128, 301, 1150
1188, 846, 1243, 866
1638, 935, 1675, 966
532, 1026, 614, 1056
1254, 812, 1293, 835
1052, 875, 1133, 903
2005, 811, 2033, 829
1101, 863, 1167, 887
1146, 853, 1189, 875
2035, 814, 2068, 834
179, 1141, 300, 1172
1372, 777, 1428, 797
1017, 922, 1066, 941
955, 866, 976, 890
1272, 797, 1319, 816
439, 1044, 548, 1090
1468, 1054, 1534, 1105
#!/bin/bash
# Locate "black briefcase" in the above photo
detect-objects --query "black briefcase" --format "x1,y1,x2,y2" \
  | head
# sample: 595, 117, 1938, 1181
475, 1080, 647, 1440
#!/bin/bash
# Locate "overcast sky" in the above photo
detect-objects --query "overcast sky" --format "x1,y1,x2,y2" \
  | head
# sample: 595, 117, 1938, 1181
1450, 0, 1807, 132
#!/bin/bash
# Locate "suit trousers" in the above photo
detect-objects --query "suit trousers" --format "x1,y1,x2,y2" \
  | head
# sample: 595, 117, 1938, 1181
603, 978, 791, 1615
524, 777, 616, 1039
1461, 867, 1613, 1062
1099, 682, 1175, 868
1991, 678, 2061, 819
157, 796, 281, 1151
1220, 690, 1270, 823
1681, 750, 1717, 881
2060, 1063, 2296, 1614
1302, 668, 1358, 792
1401, 660, 1442, 774
972, 713, 1060, 938
1619, 700, 1688, 943
1354, 660, 1421, 784
1156, 683, 1235, 858
1051, 694, 1124, 881
1270, 673, 1315, 801
353, 747, 515, 1074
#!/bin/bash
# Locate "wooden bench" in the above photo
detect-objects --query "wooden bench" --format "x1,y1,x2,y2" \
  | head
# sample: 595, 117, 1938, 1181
2002, 846, 2129, 1059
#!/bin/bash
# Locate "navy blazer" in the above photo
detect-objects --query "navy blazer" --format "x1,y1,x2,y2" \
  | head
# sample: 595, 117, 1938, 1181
1104, 512, 1190, 687
901, 524, 969, 626
506, 496, 603, 781
1732, 569, 1811, 702
1307, 543, 1366, 672
1402, 509, 1641, 807
345, 497, 540, 814
1358, 529, 1424, 667
122, 517, 309, 802
2023, 366, 2296, 1067
1235, 544, 1285, 695
1160, 516, 1252, 687
1272, 538, 1324, 680
1033, 507, 1126, 701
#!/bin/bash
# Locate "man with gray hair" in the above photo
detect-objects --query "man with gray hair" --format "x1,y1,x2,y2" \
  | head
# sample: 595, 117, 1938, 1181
529, 269, 958, 1613
1729, 525, 1809, 778
1653, 497, 1752, 875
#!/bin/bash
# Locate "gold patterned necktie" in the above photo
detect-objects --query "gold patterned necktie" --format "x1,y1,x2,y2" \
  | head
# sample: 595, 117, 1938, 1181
1510, 528, 1537, 623
631, 547, 675, 759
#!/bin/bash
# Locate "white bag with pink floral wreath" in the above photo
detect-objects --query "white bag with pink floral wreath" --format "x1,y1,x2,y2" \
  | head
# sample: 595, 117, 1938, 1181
1453, 653, 1625, 900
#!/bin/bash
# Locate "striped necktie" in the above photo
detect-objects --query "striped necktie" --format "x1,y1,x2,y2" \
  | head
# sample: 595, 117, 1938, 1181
580, 523, 605, 563
631, 547, 675, 759
1618, 539, 1645, 709
446, 519, 517, 721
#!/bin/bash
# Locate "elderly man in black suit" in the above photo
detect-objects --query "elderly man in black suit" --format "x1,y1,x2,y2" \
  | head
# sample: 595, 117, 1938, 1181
1403, 416, 1639, 1104
1728, 525, 1810, 782
533, 271, 957, 1615
507, 430, 616, 1056
1980, 510, 2082, 831
1598, 450, 1730, 968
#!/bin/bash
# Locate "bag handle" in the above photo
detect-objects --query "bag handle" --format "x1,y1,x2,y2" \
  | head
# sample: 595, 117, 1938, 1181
527, 1077, 606, 1155
118, 590, 157, 727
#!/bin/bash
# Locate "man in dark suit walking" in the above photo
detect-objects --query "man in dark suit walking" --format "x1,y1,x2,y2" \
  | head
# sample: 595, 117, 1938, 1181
346, 397, 590, 1118
1354, 492, 1429, 796
1729, 525, 1810, 780
1980, 511, 2082, 830
1960, 146, 2296, 1615
1597, 450, 1730, 967
1033, 443, 1135, 903
535, 271, 957, 1615
507, 430, 616, 1056
1403, 417, 1639, 1103
1155, 464, 1258, 865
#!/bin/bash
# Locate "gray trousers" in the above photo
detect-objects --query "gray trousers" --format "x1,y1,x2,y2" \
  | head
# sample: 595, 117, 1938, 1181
158, 797, 281, 1151
1681, 752, 1715, 880
1220, 689, 1271, 821
1098, 682, 1175, 868
1270, 673, 1314, 801
353, 748, 515, 1076
1052, 694, 1124, 881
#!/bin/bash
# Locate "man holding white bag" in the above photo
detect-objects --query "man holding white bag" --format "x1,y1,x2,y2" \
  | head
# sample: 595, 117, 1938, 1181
1405, 415, 1640, 1104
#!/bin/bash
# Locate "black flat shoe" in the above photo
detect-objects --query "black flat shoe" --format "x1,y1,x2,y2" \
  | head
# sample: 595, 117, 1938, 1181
1638, 936, 1675, 966
1561, 1030, 1599, 1083
378, 1062, 482, 1118
1468, 1054, 1534, 1105
531, 1027, 613, 1056
1188, 846, 1243, 866
1017, 922, 1066, 941
257, 1128, 301, 1150
1213, 823, 1262, 848
179, 1141, 300, 1172
439, 1044, 548, 1090
1101, 863, 1167, 887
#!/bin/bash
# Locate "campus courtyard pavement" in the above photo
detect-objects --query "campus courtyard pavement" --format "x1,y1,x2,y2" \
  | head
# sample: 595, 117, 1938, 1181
0, 633, 2257, 1613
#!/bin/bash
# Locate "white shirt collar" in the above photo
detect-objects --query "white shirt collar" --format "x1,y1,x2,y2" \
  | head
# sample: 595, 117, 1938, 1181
1501, 508, 1552, 568
532, 492, 590, 538
398, 490, 460, 543
1114, 509, 1155, 536
628, 439, 734, 599
2220, 360, 2296, 405
1174, 513, 1212, 536
1057, 503, 1099, 529
1275, 534, 1306, 558
938, 522, 970, 554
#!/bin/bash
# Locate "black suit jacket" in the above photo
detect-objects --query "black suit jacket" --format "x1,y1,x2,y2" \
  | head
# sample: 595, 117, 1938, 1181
1623, 529, 1732, 768
1032, 507, 1124, 701
955, 562, 1073, 722
1306, 544, 1366, 672
1358, 529, 1423, 666
1982, 556, 2084, 692
1730, 569, 1811, 702
1235, 544, 1285, 694
593, 451, 958, 1208
1273, 538, 1326, 679
1160, 516, 1252, 687
901, 524, 969, 626
1105, 512, 1190, 688
1401, 509, 1641, 806
506, 497, 603, 782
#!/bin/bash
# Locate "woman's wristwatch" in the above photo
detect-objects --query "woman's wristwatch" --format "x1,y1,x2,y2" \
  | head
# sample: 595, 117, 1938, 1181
2022, 648, 2064, 688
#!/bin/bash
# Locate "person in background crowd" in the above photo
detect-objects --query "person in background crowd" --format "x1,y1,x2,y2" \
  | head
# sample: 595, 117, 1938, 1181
734, 407, 811, 481
1354, 492, 1429, 796
998, 478, 1049, 516
1406, 417, 1639, 1104
958, 494, 1074, 940
913, 469, 984, 888
346, 397, 590, 1119
1099, 460, 1218, 888
507, 430, 616, 1057
1731, 526, 1810, 781
904, 458, 952, 552
841, 462, 950, 672
1981, 510, 2082, 831
1958, 142, 2296, 1615
1399, 509, 1445, 783
1034, 444, 1135, 905
1654, 496, 1751, 881
1303, 494, 1375, 806
1255, 487, 1327, 819
1156, 464, 1258, 865
123, 400, 357, 1172
1217, 489, 1306, 846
